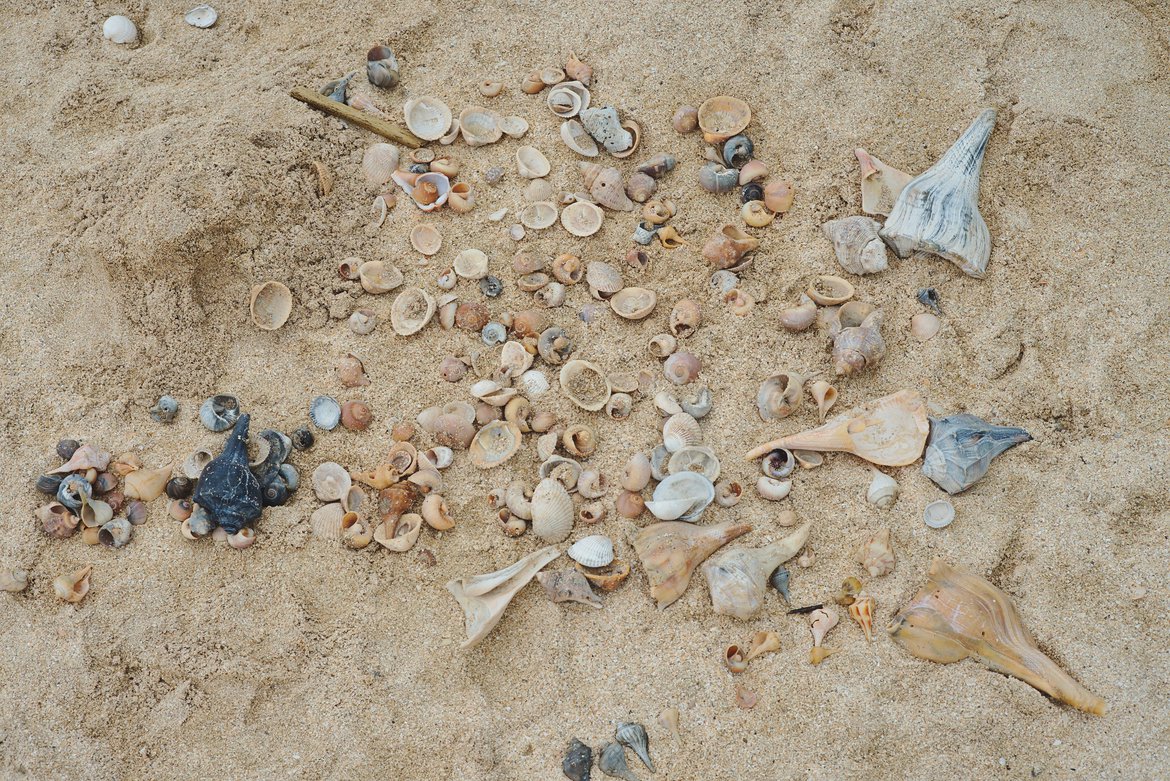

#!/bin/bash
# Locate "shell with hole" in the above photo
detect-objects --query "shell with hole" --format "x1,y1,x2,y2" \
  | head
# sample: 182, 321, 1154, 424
519, 201, 558, 230
757, 372, 804, 421
580, 163, 634, 211
469, 421, 523, 469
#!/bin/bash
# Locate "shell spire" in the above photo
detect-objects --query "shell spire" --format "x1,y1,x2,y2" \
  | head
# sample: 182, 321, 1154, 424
880, 109, 996, 278
190, 413, 263, 534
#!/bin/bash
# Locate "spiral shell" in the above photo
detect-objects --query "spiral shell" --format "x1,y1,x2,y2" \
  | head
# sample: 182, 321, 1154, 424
531, 477, 574, 543
757, 372, 804, 421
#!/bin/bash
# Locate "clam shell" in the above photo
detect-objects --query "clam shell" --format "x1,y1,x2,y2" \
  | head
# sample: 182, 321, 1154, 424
312, 462, 351, 502
458, 107, 503, 146
697, 96, 751, 142
310, 395, 342, 430
667, 445, 721, 482
453, 248, 490, 279
469, 421, 523, 469
362, 143, 400, 186
410, 224, 442, 255
499, 115, 529, 138
560, 201, 604, 237
184, 4, 218, 28
609, 287, 657, 320
807, 275, 854, 306
531, 478, 574, 543
559, 360, 611, 411
516, 146, 551, 179
567, 534, 615, 568
645, 471, 716, 522
389, 287, 436, 336
662, 412, 702, 452
249, 281, 292, 331
310, 502, 350, 540
519, 201, 558, 230
560, 119, 599, 157
358, 261, 403, 294
403, 97, 453, 141
585, 261, 624, 295
469, 378, 517, 406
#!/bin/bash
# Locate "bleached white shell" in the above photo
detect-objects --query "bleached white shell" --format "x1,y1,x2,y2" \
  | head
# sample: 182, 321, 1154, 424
547, 81, 591, 118
756, 476, 791, 501
822, 216, 890, 275
580, 106, 633, 154
499, 115, 529, 138
560, 201, 604, 237
184, 4, 218, 28
531, 478, 574, 543
924, 498, 955, 529
103, 15, 138, 44
866, 468, 900, 509
458, 107, 503, 146
312, 462, 351, 502
667, 445, 721, 482
390, 287, 435, 335
645, 472, 715, 522
662, 413, 702, 453
470, 379, 517, 407
453, 248, 489, 279
403, 97, 453, 141
560, 119, 599, 157
567, 535, 615, 568
518, 369, 550, 398
310, 502, 347, 540
519, 201, 558, 230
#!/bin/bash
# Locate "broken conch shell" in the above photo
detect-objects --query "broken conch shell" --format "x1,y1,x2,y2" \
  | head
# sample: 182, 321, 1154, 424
632, 519, 752, 610
745, 390, 929, 467
854, 147, 913, 217
703, 523, 811, 620
889, 559, 1107, 716
446, 546, 560, 648
921, 413, 1032, 494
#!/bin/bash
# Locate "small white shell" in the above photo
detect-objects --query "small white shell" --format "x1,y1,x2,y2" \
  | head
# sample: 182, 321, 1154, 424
390, 287, 436, 336
561, 201, 604, 237
184, 4, 218, 28
103, 15, 138, 44
458, 106, 503, 146
567, 535, 615, 568
866, 468, 900, 509
518, 369, 550, 398
409, 224, 442, 255
531, 478, 574, 543
519, 201, 558, 230
403, 96, 453, 141
662, 412, 702, 453
561, 119, 600, 157
924, 499, 955, 529
756, 476, 791, 501
453, 248, 490, 279
516, 146, 551, 179
470, 379, 517, 407
312, 462, 351, 502
645, 472, 715, 522
499, 115, 529, 138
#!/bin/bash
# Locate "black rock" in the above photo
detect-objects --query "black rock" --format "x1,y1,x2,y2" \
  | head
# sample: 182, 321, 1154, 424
191, 413, 263, 534
562, 738, 592, 781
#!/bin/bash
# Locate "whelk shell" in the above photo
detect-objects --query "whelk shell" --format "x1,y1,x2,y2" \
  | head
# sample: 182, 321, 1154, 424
633, 519, 751, 609
390, 287, 435, 336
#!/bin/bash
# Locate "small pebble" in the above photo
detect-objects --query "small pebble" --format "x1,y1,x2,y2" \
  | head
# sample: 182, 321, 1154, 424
485, 167, 504, 185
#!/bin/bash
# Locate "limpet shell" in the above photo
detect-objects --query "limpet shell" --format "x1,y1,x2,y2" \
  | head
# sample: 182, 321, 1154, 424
410, 224, 442, 255
519, 201, 558, 230
516, 146, 551, 179
924, 499, 955, 529
390, 287, 436, 335
560, 119, 599, 157
559, 359, 611, 411
697, 96, 751, 142
358, 261, 403, 294
609, 287, 657, 320
469, 420, 523, 469
403, 96, 453, 141
531, 477, 574, 543
453, 248, 490, 279
249, 281, 292, 331
567, 535, 615, 568
561, 201, 604, 237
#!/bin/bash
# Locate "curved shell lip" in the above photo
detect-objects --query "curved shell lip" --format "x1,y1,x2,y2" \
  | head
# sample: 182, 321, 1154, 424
403, 96, 453, 141
409, 224, 442, 255
697, 96, 751, 142
547, 80, 591, 118
184, 4, 218, 27
389, 287, 436, 335
558, 359, 611, 411
560, 201, 604, 237
516, 145, 551, 179
609, 287, 657, 320
249, 280, 292, 331
647, 471, 715, 521
519, 201, 558, 230
499, 115, 529, 138
469, 420, 523, 468
458, 106, 503, 146
560, 119, 599, 157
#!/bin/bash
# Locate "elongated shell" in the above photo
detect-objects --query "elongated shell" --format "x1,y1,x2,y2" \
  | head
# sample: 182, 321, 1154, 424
632, 519, 752, 609
531, 478, 574, 543
615, 722, 654, 773
390, 287, 435, 335
879, 109, 996, 278
567, 534, 615, 568
921, 413, 1032, 494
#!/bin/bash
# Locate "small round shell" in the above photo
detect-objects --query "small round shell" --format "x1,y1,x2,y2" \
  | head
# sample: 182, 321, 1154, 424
469, 420, 523, 469
757, 373, 804, 421
519, 201, 558, 230
358, 261, 403, 294
645, 472, 715, 522
669, 299, 701, 338
403, 96, 453, 141
312, 462, 351, 502
567, 535, 615, 568
309, 395, 342, 430
453, 248, 490, 279
249, 281, 292, 331
410, 224, 442, 255
623, 453, 652, 492
924, 499, 955, 529
756, 476, 792, 501
663, 351, 701, 385
609, 287, 657, 320
531, 478, 574, 543
390, 287, 436, 335
867, 468, 900, 509
697, 96, 751, 142
662, 412, 702, 452
561, 201, 604, 237
667, 445, 721, 482
559, 360, 611, 411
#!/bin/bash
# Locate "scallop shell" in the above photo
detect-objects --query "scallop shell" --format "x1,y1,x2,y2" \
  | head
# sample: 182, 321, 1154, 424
519, 201, 558, 230
645, 472, 716, 522
458, 107, 503, 146
547, 80, 591, 118
667, 445, 721, 482
312, 462, 351, 502
403, 97, 453, 141
561, 201, 604, 237
662, 412, 702, 453
390, 287, 436, 335
310, 395, 342, 430
609, 287, 657, 320
516, 146, 551, 179
531, 477, 574, 543
410, 224, 442, 255
560, 119, 599, 157
248, 281, 292, 331
559, 359, 611, 411
310, 502, 350, 540
453, 248, 490, 279
362, 143, 400, 186
697, 96, 751, 142
567, 534, 614, 568
469, 421, 523, 469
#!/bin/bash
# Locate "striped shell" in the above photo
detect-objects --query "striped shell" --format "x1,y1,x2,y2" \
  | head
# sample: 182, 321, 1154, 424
662, 413, 702, 453
310, 502, 349, 540
567, 534, 615, 568
531, 478, 574, 543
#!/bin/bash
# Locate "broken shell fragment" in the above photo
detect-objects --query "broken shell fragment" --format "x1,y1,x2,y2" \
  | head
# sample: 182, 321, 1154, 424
806, 275, 854, 306
757, 372, 804, 421
410, 224, 442, 255
516, 146, 551, 179
558, 360, 610, 410
579, 106, 633, 154
390, 287, 436, 336
822, 216, 890, 275
249, 281, 292, 331
538, 569, 601, 609
560, 119, 599, 157
403, 96, 453, 141
469, 421, 523, 469
704, 524, 811, 619
53, 565, 93, 603
855, 147, 913, 216
359, 260, 403, 294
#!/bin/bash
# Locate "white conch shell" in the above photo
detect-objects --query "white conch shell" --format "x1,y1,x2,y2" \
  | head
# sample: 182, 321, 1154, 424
880, 109, 996, 278
822, 216, 890, 275
645, 472, 715, 522
446, 546, 560, 648
703, 523, 811, 620
531, 477, 574, 543
854, 147, 913, 216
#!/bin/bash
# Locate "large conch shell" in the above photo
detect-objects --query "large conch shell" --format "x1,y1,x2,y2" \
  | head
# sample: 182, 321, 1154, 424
746, 390, 929, 467
921, 414, 1032, 494
854, 148, 913, 216
632, 519, 752, 610
702, 523, 811, 620
446, 546, 560, 648
880, 109, 996, 278
889, 559, 1107, 716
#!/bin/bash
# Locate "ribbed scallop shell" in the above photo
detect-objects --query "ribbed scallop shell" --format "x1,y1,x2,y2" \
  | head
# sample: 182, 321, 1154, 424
662, 412, 702, 453
310, 502, 348, 540
531, 477, 574, 543
585, 261, 624, 294
567, 534, 615, 568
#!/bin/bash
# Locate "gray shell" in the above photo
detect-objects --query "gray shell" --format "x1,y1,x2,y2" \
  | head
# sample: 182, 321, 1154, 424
149, 395, 179, 423
562, 738, 592, 781
921, 413, 1031, 494
615, 722, 653, 772
200, 394, 240, 432
769, 565, 791, 603
598, 742, 640, 781
309, 395, 342, 430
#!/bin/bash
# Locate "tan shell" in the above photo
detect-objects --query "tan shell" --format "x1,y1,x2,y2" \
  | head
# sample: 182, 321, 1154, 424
560, 119, 599, 157
469, 378, 517, 407
499, 341, 534, 377
249, 281, 292, 331
403, 96, 453, 141
359, 261, 403, 294
516, 146, 551, 179
312, 462, 351, 502
390, 287, 436, 335
531, 477, 574, 543
410, 224, 442, 255
561, 201, 604, 237
579, 163, 634, 211
458, 107, 503, 146
911, 312, 942, 342
668, 445, 721, 482
310, 502, 353, 540
757, 372, 805, 421
362, 143, 400, 186
470, 421, 523, 469
697, 96, 751, 142
807, 275, 854, 306
519, 201, 558, 230
547, 80, 591, 118
374, 512, 423, 552
585, 261, 624, 296
453, 248, 490, 279
559, 359, 611, 411
609, 287, 657, 320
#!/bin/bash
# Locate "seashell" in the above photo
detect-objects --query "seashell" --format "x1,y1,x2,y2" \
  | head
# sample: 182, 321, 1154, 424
358, 261, 403, 295
923, 498, 955, 529
756, 476, 791, 501
585, 261, 624, 298
499, 341, 534, 379
856, 527, 895, 577
698, 162, 739, 194
247, 281, 293, 331
748, 390, 928, 467
198, 394, 239, 432
847, 591, 876, 641
922, 414, 1032, 494
892, 559, 1106, 714
365, 44, 399, 89
36, 474, 65, 495
704, 523, 811, 620
56, 439, 82, 461
540, 66, 566, 85
911, 312, 942, 342
605, 392, 633, 420
518, 370, 551, 400
103, 15, 138, 44
568, 535, 614, 568
809, 380, 837, 422
498, 115, 529, 138
663, 300, 701, 340
98, 517, 132, 548
38, 502, 77, 538
478, 79, 503, 98
537, 569, 601, 609
855, 147, 914, 216
622, 453, 652, 492
866, 469, 899, 510
418, 493, 454, 531
615, 723, 653, 774
458, 106, 503, 146
530, 478, 574, 544
722, 135, 754, 169
697, 96, 750, 143
1, 567, 28, 593
778, 295, 817, 332
310, 395, 342, 430
667, 446, 720, 483
79, 495, 113, 528
806, 274, 854, 306
148, 394, 181, 425
763, 180, 795, 213
563, 738, 592, 781
645, 472, 715, 523
633, 222, 657, 244
56, 474, 92, 513
793, 450, 823, 469
447, 546, 561, 648
184, 4, 218, 27
761, 448, 795, 480
599, 743, 640, 781
616, 489, 645, 519
455, 302, 490, 332
672, 105, 699, 133
312, 462, 351, 503
560, 119, 599, 157
547, 80, 591, 118
579, 163, 634, 211
559, 425, 594, 458
738, 159, 768, 185
662, 351, 701, 386
662, 412, 702, 453
609, 287, 657, 320
467, 420, 523, 470
642, 200, 675, 226
409, 224, 442, 255
539, 456, 583, 492
676, 386, 710, 420
702, 224, 759, 269
123, 464, 171, 501
561, 201, 604, 237
647, 333, 676, 359
309, 502, 347, 540
633, 519, 752, 609
823, 216, 890, 275
833, 311, 885, 377
53, 565, 93, 603
336, 353, 370, 388
625, 172, 656, 203
389, 287, 436, 336
768, 566, 791, 602
511, 308, 549, 337
518, 201, 558, 230
402, 96, 452, 141
715, 480, 743, 508
348, 308, 377, 335
565, 51, 592, 85
579, 106, 633, 154
362, 143, 400, 186
538, 327, 574, 364
741, 200, 773, 227
808, 608, 839, 664
755, 372, 803, 421
880, 109, 996, 278
340, 400, 373, 431
374, 512, 423, 552
611, 120, 641, 159
517, 272, 549, 293
401, 171, 451, 211
826, 301, 876, 339
178, 449, 212, 481
521, 70, 545, 94
559, 359, 611, 411
469, 379, 516, 407
534, 282, 566, 307
515, 146, 551, 179
578, 501, 606, 525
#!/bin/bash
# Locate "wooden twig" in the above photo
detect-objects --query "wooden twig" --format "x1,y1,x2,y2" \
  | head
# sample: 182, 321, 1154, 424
290, 86, 421, 148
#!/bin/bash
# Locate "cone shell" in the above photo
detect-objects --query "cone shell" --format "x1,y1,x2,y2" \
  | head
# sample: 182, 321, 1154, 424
531, 478, 574, 543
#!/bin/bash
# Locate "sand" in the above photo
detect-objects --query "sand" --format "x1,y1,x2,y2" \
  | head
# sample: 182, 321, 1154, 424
1, 0, 1167, 778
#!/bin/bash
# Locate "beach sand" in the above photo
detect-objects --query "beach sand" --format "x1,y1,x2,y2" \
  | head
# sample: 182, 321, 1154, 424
1, 0, 1167, 778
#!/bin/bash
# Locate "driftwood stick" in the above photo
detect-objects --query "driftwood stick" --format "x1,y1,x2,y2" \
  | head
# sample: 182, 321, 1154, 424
290, 86, 422, 148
